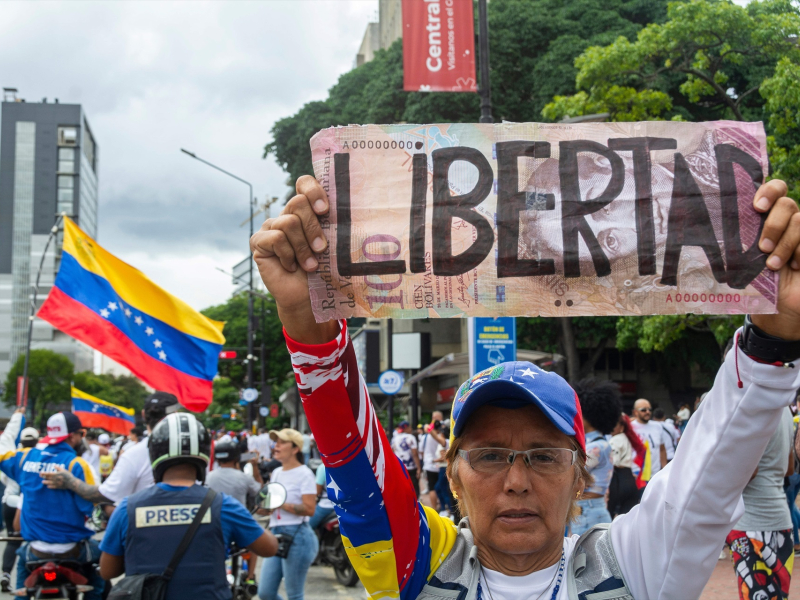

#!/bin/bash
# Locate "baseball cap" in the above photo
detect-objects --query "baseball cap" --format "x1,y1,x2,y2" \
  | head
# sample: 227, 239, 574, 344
41, 412, 83, 445
145, 391, 180, 412
451, 362, 585, 452
98, 433, 111, 445
20, 427, 39, 442
397, 420, 410, 430
269, 428, 304, 448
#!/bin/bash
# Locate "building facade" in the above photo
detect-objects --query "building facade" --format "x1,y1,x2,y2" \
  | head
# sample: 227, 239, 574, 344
355, 0, 403, 67
0, 92, 98, 388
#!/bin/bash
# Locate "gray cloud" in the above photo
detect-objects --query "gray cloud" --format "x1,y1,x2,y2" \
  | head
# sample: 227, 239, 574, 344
1, 0, 377, 308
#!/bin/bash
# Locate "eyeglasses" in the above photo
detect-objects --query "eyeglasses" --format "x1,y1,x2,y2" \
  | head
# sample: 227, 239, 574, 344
458, 447, 577, 475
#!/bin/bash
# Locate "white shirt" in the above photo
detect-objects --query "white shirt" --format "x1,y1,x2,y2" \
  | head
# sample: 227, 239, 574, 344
631, 419, 666, 475
391, 432, 418, 470
480, 536, 577, 600
421, 433, 443, 472
610, 433, 633, 468
82, 444, 101, 474
269, 465, 317, 528
98, 438, 154, 503
248, 433, 274, 460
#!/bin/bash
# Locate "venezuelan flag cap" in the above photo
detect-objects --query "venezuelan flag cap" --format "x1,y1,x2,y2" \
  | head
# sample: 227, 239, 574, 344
450, 362, 585, 452
42, 412, 83, 445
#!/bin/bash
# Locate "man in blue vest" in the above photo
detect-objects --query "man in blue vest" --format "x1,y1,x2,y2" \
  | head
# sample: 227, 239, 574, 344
0, 411, 104, 598
99, 412, 277, 599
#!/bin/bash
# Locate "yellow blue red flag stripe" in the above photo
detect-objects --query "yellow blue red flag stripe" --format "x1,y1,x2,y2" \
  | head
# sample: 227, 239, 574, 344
38, 218, 224, 411
71, 387, 136, 436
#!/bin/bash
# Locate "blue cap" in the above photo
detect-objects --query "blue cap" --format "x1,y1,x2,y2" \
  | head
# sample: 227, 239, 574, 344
450, 362, 585, 451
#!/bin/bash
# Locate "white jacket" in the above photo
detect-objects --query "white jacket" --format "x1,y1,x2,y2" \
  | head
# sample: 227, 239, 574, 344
611, 338, 800, 599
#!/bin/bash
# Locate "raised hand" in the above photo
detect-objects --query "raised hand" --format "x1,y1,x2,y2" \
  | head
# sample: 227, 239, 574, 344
751, 179, 800, 339
250, 176, 339, 344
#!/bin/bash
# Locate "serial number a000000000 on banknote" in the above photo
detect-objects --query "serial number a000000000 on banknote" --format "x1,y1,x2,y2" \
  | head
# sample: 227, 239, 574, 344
308, 121, 776, 322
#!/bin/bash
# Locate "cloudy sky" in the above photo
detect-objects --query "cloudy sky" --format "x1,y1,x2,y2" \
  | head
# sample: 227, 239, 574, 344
1, 1, 378, 310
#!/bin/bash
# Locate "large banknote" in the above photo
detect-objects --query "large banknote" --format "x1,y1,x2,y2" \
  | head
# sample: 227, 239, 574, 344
308, 121, 777, 321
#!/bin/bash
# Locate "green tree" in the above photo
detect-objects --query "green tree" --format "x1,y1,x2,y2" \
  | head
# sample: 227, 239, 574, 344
71, 372, 149, 414
265, 0, 670, 186
544, 0, 800, 357
517, 317, 619, 383
201, 293, 292, 392
543, 0, 800, 123
3, 350, 73, 428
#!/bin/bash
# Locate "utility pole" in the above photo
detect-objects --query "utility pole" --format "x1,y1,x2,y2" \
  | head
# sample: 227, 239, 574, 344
180, 149, 256, 426
478, 0, 493, 124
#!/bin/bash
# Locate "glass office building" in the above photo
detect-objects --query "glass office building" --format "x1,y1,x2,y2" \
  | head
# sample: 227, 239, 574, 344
0, 91, 98, 388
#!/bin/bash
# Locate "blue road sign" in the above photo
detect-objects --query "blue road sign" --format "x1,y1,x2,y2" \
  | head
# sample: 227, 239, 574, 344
473, 317, 516, 375
378, 370, 405, 395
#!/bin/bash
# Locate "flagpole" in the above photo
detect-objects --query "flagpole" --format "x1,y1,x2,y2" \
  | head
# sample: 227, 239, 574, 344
21, 213, 66, 425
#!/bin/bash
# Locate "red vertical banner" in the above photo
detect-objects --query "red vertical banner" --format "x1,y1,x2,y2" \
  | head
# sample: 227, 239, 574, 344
402, 0, 477, 92
16, 376, 27, 407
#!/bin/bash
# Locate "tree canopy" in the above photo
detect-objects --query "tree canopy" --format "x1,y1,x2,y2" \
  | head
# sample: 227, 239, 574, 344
3, 350, 74, 428
265, 0, 670, 187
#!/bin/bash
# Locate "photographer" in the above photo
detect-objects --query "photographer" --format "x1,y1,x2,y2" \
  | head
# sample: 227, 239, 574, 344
420, 412, 446, 510
206, 440, 263, 508
258, 429, 318, 600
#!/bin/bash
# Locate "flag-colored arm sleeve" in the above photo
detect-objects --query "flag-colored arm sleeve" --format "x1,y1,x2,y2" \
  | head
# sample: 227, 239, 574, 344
286, 321, 457, 600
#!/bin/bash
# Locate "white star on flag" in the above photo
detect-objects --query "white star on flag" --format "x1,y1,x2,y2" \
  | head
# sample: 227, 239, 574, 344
99, 309, 110, 318
327, 477, 342, 500
124, 308, 132, 318
520, 368, 537, 379
134, 316, 143, 325
154, 339, 162, 348
158, 350, 167, 361
145, 327, 154, 336
108, 302, 118, 311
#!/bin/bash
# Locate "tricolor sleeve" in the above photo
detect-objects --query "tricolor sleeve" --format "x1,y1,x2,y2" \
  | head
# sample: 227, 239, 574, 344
286, 320, 457, 600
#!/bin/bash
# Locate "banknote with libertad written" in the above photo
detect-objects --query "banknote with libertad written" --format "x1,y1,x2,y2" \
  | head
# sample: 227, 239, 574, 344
308, 121, 776, 321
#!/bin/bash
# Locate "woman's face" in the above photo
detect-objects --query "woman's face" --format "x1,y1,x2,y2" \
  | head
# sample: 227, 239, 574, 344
450, 404, 582, 563
272, 438, 297, 463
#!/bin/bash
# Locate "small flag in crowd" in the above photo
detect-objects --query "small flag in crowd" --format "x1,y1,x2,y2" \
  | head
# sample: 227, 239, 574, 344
71, 387, 135, 436
37, 218, 225, 411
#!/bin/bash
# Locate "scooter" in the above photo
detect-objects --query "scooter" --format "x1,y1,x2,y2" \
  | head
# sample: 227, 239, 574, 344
314, 512, 358, 587
22, 559, 94, 599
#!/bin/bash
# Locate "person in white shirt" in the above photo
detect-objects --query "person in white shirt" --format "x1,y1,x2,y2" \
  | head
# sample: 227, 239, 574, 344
391, 421, 421, 499
259, 428, 318, 600
421, 411, 447, 510
652, 408, 680, 461
41, 392, 178, 506
631, 398, 668, 478
0, 417, 31, 592
248, 428, 274, 461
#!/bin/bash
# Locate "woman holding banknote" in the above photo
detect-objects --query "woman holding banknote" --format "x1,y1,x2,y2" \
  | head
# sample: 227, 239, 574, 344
251, 174, 800, 600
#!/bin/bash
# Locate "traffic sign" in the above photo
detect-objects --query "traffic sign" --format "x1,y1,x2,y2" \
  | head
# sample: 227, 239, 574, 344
242, 388, 259, 403
472, 317, 516, 375
378, 370, 405, 395
219, 350, 237, 359
259, 406, 269, 417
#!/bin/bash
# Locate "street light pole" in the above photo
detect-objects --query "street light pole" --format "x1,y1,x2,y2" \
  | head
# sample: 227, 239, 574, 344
477, 0, 493, 124
180, 149, 256, 426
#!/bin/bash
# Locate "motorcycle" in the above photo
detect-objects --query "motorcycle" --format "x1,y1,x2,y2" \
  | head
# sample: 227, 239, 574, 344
22, 559, 95, 600
227, 543, 258, 600
314, 512, 358, 587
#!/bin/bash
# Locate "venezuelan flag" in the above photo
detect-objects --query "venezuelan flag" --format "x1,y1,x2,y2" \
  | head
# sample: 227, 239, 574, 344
71, 387, 136, 436
38, 218, 225, 411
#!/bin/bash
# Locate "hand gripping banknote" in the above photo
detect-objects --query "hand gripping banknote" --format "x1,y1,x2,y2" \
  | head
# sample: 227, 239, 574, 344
308, 121, 777, 321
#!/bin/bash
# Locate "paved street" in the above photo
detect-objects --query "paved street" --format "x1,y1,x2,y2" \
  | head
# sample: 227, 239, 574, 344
3, 538, 800, 599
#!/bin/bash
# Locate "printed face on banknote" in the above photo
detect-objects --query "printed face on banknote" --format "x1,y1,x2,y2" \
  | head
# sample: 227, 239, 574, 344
307, 121, 777, 321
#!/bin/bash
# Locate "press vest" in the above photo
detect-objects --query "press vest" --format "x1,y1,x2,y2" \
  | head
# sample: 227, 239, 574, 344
125, 483, 229, 600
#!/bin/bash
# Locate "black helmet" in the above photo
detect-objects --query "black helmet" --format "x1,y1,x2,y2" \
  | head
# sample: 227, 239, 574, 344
214, 440, 241, 464
149, 413, 210, 483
